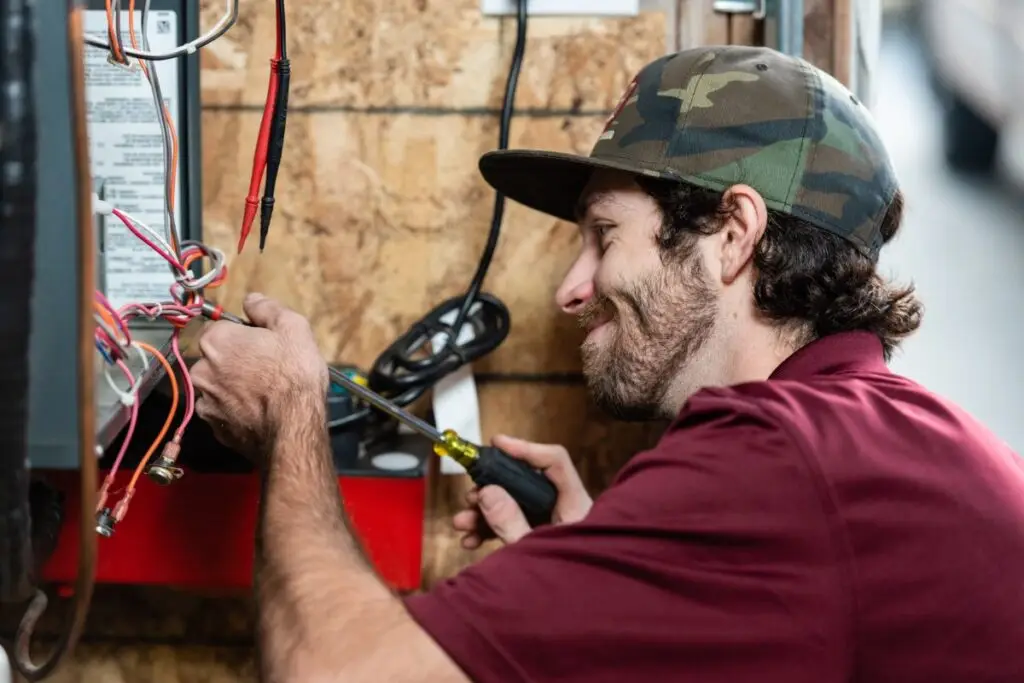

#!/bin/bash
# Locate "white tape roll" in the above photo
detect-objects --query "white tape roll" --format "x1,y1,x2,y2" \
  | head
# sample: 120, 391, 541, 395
429, 304, 483, 475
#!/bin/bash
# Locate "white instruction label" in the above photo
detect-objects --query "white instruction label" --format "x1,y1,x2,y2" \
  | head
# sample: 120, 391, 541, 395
84, 10, 184, 309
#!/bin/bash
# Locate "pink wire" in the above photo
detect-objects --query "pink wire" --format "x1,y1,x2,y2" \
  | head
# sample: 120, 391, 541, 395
95, 290, 131, 342
106, 360, 140, 479
110, 208, 186, 273
171, 332, 195, 438
94, 327, 123, 360
120, 301, 197, 327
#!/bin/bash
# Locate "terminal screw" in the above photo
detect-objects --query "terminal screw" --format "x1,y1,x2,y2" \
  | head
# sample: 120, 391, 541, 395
147, 442, 183, 485
95, 508, 116, 538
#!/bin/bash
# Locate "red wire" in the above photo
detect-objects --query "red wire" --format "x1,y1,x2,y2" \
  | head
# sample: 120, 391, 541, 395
238, 3, 285, 254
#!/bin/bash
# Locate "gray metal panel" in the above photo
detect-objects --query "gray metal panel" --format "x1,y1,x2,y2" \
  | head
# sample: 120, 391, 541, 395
27, 0, 202, 469
26, 0, 81, 470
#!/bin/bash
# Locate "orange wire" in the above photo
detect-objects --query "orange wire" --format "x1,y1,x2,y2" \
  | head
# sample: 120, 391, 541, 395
128, 340, 179, 491
93, 302, 130, 345
128, 1, 179, 215
93, 302, 116, 329
105, 0, 124, 63
182, 251, 225, 290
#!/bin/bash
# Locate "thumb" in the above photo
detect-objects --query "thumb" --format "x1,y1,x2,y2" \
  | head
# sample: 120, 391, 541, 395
243, 292, 287, 329
477, 485, 532, 544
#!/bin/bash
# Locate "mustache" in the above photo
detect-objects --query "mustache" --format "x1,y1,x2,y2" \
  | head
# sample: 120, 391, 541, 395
577, 294, 613, 330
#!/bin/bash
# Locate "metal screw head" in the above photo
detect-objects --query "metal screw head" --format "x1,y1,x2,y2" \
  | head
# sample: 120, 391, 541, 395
146, 457, 183, 485
95, 509, 116, 537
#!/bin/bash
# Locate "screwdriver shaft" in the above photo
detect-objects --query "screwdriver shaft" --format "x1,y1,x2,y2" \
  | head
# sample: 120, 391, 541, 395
327, 366, 443, 443
202, 306, 449, 446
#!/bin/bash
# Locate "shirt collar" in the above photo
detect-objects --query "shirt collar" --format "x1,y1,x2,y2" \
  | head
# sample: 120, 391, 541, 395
769, 331, 889, 381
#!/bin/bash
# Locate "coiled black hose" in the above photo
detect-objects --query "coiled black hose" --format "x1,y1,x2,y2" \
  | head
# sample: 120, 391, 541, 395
0, 0, 39, 605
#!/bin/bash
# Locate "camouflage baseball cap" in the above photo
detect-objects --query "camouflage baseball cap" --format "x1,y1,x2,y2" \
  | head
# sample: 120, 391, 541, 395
478, 45, 899, 261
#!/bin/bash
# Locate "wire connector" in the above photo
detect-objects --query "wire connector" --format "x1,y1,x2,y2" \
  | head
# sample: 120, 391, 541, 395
147, 442, 184, 485
105, 52, 137, 71
91, 192, 114, 216
200, 301, 225, 321
112, 490, 135, 524
95, 508, 117, 538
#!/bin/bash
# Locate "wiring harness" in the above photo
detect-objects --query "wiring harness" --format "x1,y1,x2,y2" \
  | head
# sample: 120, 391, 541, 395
85, 0, 244, 530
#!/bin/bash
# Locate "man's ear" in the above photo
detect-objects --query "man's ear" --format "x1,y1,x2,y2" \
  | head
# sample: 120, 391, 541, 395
717, 184, 768, 285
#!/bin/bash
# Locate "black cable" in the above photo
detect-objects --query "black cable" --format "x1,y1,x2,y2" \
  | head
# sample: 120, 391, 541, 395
352, 0, 529, 427
258, 0, 289, 251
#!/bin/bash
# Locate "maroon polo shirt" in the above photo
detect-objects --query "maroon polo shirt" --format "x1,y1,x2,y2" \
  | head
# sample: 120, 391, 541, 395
403, 331, 1024, 682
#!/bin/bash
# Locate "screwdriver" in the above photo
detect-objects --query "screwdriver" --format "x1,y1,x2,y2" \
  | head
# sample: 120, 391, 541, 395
199, 302, 558, 530
326, 366, 557, 530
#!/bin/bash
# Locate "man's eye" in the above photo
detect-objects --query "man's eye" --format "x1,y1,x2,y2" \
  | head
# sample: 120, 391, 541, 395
595, 224, 614, 240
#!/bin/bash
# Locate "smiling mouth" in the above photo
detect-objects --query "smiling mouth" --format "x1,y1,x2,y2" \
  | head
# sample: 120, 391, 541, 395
585, 316, 613, 336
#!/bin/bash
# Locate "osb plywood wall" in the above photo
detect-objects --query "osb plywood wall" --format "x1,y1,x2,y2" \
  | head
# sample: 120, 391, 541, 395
195, 0, 679, 584
13, 0, 845, 680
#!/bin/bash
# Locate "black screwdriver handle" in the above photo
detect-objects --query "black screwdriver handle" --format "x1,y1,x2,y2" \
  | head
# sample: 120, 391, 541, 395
466, 446, 558, 530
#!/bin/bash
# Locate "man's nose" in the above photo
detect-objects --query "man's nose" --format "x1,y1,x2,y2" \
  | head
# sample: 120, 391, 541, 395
555, 260, 596, 316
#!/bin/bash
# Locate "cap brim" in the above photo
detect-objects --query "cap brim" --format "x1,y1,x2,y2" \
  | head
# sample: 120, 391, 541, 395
478, 149, 653, 223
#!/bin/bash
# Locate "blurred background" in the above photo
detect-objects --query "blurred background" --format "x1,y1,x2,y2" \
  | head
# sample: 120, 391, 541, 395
877, 0, 1024, 451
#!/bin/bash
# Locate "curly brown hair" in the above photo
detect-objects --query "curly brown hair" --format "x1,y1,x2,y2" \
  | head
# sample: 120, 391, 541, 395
636, 177, 924, 361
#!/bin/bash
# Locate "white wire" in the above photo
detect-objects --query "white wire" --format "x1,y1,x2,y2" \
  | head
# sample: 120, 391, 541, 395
102, 342, 150, 406
107, 207, 227, 294
139, 0, 179, 276
115, 208, 175, 257
83, 0, 239, 61
94, 313, 128, 353
90, 0, 233, 312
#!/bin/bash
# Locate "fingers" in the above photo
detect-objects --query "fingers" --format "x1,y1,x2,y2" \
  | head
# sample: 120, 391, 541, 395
453, 488, 483, 549
193, 391, 223, 430
491, 434, 582, 492
476, 485, 532, 544
196, 320, 231, 362
190, 358, 214, 396
242, 292, 304, 332
452, 485, 530, 547
452, 508, 478, 533
491, 434, 592, 524
453, 509, 483, 549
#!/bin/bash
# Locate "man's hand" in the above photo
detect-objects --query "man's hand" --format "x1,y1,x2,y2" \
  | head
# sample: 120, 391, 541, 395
190, 292, 328, 460
453, 434, 592, 547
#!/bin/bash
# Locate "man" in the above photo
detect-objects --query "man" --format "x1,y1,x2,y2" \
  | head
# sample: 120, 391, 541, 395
191, 45, 1024, 682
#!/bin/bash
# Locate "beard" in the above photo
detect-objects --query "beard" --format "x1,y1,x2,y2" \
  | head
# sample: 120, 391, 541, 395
577, 253, 717, 421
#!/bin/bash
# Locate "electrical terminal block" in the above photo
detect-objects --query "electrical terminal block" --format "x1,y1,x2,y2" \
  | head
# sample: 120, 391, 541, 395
106, 52, 137, 71
147, 441, 184, 485
95, 508, 116, 538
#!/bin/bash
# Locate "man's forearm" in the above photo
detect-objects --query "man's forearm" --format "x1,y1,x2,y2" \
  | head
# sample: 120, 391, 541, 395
254, 390, 467, 683
255, 390, 392, 680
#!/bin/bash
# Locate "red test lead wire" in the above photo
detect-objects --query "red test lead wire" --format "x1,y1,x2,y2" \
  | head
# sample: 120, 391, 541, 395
238, 63, 280, 253
238, 5, 284, 254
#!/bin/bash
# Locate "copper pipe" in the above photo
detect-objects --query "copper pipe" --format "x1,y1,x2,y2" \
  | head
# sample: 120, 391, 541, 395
13, 1, 98, 678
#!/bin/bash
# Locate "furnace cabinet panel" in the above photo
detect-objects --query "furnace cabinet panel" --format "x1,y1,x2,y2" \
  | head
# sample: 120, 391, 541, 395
28, 0, 203, 469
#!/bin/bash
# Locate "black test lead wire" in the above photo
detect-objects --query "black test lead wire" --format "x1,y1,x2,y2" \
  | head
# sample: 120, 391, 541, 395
258, 0, 290, 252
